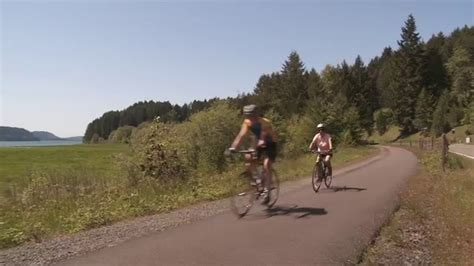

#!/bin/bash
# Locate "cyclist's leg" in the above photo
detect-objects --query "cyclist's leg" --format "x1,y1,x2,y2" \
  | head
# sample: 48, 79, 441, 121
264, 142, 277, 188
324, 155, 333, 177
244, 154, 256, 174
263, 157, 273, 188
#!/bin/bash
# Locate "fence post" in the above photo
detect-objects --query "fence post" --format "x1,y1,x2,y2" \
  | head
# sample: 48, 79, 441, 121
441, 133, 448, 172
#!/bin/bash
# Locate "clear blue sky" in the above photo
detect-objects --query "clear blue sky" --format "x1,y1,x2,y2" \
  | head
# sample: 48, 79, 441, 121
1, 1, 472, 137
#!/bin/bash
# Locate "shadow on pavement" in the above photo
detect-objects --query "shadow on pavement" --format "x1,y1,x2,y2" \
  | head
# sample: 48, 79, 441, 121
325, 185, 367, 192
265, 205, 328, 219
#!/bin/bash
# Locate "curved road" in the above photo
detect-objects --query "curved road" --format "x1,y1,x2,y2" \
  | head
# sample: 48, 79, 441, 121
449, 143, 474, 159
59, 146, 417, 266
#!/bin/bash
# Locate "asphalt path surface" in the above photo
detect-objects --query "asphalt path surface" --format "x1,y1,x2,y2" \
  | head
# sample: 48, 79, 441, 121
449, 143, 474, 159
60, 146, 417, 266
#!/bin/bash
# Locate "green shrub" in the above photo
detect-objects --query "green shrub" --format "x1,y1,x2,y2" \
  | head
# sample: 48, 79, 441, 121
128, 120, 188, 183
179, 102, 241, 173
109, 125, 135, 143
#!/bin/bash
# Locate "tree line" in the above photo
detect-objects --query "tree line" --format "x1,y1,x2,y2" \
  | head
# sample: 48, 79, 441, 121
84, 15, 473, 143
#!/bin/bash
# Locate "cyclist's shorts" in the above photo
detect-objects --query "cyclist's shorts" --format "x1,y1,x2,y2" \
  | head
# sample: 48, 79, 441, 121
257, 142, 277, 161
316, 153, 332, 163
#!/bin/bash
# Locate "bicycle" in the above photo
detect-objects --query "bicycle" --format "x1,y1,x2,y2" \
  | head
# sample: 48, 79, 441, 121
228, 149, 280, 218
311, 150, 333, 193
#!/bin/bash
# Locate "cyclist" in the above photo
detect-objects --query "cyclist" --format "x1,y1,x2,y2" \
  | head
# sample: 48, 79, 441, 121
309, 123, 333, 180
229, 104, 277, 204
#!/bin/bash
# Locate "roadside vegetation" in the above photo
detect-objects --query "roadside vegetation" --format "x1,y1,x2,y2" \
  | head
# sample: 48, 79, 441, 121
360, 149, 474, 265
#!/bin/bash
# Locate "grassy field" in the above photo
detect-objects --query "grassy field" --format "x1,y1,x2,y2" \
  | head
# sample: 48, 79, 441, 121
360, 149, 474, 265
0, 144, 128, 196
0, 144, 377, 248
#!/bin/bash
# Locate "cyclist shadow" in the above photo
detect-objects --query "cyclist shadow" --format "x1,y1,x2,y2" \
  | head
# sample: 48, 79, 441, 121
322, 185, 367, 193
264, 204, 328, 219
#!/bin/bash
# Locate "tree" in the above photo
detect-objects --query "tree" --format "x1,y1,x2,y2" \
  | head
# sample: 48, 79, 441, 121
374, 108, 394, 135
446, 47, 473, 109
414, 88, 435, 131
431, 91, 451, 136
391, 14, 426, 134
253, 73, 282, 113
424, 32, 449, 99
374, 48, 397, 109
350, 55, 376, 134
279, 51, 308, 117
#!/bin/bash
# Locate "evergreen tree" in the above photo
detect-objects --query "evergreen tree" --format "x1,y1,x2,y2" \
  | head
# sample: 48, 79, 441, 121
350, 56, 375, 134
424, 33, 449, 99
391, 15, 426, 134
431, 91, 450, 136
414, 88, 435, 131
375, 48, 397, 109
279, 51, 308, 116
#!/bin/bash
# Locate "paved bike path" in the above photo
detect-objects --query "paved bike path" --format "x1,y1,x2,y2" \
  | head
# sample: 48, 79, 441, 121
60, 146, 417, 265
449, 144, 474, 159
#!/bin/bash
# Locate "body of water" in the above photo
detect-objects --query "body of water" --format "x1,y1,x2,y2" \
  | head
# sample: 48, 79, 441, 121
0, 140, 82, 147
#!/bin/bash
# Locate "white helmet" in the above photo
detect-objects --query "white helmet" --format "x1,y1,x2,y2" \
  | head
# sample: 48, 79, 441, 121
317, 123, 325, 129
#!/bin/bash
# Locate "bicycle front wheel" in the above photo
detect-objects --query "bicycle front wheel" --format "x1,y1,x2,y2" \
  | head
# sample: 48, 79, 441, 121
266, 169, 280, 208
312, 163, 323, 193
230, 172, 256, 218
324, 167, 332, 188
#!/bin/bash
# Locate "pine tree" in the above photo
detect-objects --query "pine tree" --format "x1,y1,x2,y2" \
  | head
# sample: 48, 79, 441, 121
414, 88, 435, 131
391, 14, 426, 134
431, 91, 450, 136
279, 51, 308, 116
350, 56, 376, 134
424, 33, 449, 99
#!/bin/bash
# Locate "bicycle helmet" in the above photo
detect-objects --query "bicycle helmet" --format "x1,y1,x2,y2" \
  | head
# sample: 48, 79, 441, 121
317, 123, 325, 129
243, 104, 258, 116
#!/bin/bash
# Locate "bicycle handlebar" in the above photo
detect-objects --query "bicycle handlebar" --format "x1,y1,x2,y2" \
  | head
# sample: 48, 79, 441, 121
231, 149, 257, 154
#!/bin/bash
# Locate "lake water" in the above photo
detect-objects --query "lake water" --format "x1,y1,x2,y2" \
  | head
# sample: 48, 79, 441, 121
0, 140, 83, 147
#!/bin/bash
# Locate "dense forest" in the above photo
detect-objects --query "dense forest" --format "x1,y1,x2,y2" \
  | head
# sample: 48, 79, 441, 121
84, 15, 473, 144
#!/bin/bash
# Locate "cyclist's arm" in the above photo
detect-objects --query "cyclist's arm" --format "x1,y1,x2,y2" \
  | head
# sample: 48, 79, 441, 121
328, 135, 333, 151
231, 122, 249, 149
309, 134, 318, 150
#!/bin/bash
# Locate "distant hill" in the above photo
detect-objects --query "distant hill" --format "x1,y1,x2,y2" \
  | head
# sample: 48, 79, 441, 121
64, 136, 83, 141
0, 126, 39, 141
32, 131, 62, 140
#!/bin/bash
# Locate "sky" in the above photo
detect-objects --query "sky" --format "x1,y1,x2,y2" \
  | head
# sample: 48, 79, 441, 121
0, 0, 472, 137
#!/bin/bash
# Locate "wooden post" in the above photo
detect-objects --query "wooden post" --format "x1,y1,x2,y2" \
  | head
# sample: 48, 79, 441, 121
441, 133, 449, 172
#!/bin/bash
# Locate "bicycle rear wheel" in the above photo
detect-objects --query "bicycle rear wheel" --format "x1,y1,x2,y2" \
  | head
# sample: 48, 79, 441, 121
312, 163, 323, 193
230, 172, 256, 218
